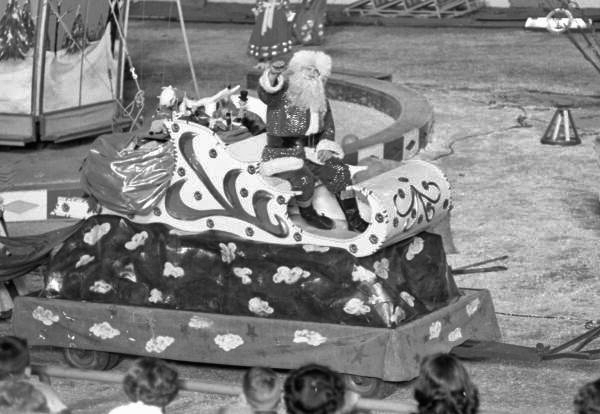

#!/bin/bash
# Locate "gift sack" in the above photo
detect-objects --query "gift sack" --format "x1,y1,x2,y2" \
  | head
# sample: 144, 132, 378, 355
81, 133, 176, 215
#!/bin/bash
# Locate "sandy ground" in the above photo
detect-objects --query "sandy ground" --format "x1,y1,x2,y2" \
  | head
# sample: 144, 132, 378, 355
3, 21, 600, 414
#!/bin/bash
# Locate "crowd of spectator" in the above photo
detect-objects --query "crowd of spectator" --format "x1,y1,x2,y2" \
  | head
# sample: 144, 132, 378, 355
0, 335, 598, 414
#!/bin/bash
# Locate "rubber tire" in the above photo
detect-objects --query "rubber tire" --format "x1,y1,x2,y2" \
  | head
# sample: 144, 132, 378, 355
107, 353, 122, 369
63, 348, 114, 371
342, 374, 398, 399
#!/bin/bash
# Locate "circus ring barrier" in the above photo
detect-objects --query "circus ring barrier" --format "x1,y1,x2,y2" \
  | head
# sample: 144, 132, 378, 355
6, 72, 501, 397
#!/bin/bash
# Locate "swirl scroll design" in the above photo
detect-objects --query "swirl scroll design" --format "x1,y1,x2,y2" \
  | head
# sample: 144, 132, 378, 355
393, 177, 441, 231
164, 131, 289, 237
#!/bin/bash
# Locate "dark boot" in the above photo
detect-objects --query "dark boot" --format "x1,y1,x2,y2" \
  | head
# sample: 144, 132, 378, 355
337, 195, 369, 233
299, 205, 334, 230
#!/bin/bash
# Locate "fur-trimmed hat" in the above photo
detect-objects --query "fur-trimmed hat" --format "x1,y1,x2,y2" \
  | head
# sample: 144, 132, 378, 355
0, 336, 29, 378
288, 50, 332, 79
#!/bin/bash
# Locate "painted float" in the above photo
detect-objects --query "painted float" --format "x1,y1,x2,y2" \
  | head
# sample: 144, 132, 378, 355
3, 80, 500, 396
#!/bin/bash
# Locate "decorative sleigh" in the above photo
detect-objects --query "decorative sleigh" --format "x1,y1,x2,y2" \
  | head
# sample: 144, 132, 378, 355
80, 94, 452, 258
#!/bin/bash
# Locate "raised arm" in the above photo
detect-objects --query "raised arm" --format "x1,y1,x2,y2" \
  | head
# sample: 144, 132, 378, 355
257, 61, 287, 107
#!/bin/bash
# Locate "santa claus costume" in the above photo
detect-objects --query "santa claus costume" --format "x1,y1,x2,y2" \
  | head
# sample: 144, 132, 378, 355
257, 51, 368, 232
248, 0, 294, 64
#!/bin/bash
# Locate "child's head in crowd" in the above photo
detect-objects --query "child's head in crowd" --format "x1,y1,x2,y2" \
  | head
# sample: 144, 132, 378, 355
242, 366, 281, 412
123, 357, 180, 409
0, 380, 49, 413
413, 353, 479, 414
0, 336, 50, 413
574, 378, 600, 414
0, 336, 30, 379
284, 363, 347, 414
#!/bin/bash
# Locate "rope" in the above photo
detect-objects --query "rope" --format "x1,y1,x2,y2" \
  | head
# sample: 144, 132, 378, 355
160, 1, 175, 86
47, 0, 142, 129
108, 0, 141, 92
107, 0, 145, 130
77, 2, 89, 107
496, 311, 598, 330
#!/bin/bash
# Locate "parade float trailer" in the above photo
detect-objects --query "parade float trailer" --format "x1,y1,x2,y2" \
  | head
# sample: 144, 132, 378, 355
13, 289, 499, 396
3, 73, 502, 397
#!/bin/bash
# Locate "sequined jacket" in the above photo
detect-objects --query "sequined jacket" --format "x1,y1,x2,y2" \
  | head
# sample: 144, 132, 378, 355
257, 74, 335, 145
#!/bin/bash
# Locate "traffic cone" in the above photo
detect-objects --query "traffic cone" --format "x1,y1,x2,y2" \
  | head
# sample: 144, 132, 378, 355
541, 106, 581, 146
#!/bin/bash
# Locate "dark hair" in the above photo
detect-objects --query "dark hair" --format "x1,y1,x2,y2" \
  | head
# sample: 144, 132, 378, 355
122, 357, 179, 408
413, 353, 479, 414
574, 378, 600, 414
284, 364, 346, 414
243, 366, 281, 410
0, 379, 49, 413
0, 336, 30, 379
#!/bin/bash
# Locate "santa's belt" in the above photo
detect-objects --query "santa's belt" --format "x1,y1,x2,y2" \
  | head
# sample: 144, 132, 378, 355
267, 134, 320, 148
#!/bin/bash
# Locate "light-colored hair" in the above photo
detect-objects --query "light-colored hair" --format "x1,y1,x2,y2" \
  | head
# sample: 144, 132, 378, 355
243, 366, 281, 410
287, 50, 332, 79
286, 70, 327, 113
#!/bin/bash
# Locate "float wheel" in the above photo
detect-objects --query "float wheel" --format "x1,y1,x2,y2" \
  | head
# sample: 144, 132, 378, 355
63, 348, 115, 371
342, 374, 398, 399
107, 353, 122, 369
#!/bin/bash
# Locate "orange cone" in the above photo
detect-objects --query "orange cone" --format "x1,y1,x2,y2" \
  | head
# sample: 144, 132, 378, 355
541, 105, 581, 146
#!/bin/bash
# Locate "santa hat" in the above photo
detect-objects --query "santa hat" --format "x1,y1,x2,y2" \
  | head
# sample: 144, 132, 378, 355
288, 50, 332, 79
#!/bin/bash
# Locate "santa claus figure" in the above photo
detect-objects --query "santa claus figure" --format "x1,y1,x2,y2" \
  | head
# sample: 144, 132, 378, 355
258, 50, 368, 232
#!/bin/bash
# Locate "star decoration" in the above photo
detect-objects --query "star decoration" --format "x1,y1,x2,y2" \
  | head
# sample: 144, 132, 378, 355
246, 323, 258, 340
350, 344, 369, 364
256, 349, 268, 358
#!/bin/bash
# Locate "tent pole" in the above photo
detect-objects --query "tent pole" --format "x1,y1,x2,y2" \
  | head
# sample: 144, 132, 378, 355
118, 0, 132, 102
175, 0, 200, 98
32, 0, 49, 120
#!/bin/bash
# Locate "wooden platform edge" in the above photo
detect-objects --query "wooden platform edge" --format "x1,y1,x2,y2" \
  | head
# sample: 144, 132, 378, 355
14, 288, 500, 381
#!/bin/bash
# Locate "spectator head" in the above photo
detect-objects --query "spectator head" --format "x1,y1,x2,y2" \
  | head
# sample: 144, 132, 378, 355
123, 357, 179, 408
0, 380, 49, 413
0, 336, 30, 379
242, 366, 281, 411
413, 353, 479, 414
574, 378, 600, 414
284, 364, 346, 414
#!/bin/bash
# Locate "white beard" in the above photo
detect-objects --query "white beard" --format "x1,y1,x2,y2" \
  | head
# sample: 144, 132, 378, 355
285, 72, 327, 113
